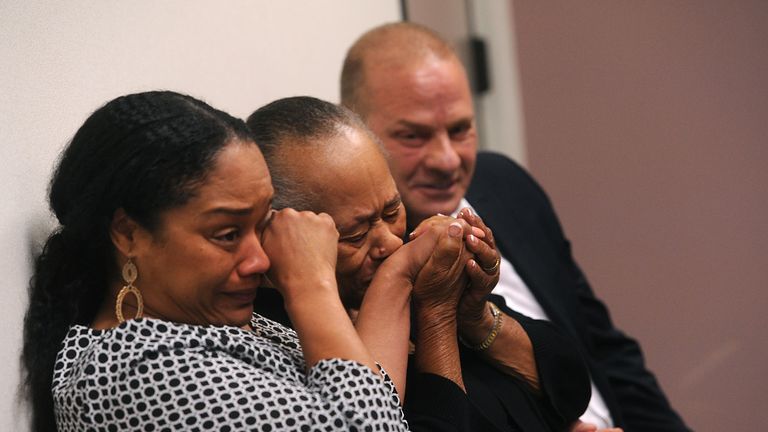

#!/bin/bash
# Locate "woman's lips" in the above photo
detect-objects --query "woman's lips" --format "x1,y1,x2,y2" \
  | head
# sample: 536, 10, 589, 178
222, 288, 258, 304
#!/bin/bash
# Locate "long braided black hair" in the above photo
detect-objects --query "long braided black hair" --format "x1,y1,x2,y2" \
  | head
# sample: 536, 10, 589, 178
21, 91, 254, 431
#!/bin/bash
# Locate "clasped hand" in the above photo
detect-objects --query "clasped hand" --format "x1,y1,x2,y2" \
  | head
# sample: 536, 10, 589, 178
407, 209, 502, 332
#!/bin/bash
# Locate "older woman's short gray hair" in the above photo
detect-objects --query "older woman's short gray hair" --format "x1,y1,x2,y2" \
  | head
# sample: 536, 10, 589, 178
246, 96, 387, 211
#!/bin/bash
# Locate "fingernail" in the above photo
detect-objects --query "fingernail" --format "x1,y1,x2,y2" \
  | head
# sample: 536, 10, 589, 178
436, 212, 445, 217
472, 227, 485, 238
468, 234, 477, 244
448, 222, 462, 238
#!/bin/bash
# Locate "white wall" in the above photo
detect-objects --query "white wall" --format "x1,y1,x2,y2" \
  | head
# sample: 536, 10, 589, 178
0, 1, 400, 429
469, 0, 527, 165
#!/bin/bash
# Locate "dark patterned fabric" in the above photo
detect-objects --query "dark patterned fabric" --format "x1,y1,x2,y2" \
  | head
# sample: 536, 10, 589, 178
53, 314, 408, 431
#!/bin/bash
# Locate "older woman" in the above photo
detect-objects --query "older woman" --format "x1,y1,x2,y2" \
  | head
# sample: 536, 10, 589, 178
246, 96, 593, 431
22, 91, 429, 431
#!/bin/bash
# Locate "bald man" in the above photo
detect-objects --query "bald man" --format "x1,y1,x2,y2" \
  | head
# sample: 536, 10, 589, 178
340, 23, 690, 432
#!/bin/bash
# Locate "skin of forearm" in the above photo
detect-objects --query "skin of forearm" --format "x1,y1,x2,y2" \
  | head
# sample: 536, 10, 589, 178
282, 280, 380, 374
413, 306, 465, 392
486, 319, 539, 390
463, 313, 539, 391
354, 273, 412, 398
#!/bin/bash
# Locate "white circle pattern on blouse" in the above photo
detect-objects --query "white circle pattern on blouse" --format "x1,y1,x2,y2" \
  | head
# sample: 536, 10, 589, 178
52, 314, 406, 431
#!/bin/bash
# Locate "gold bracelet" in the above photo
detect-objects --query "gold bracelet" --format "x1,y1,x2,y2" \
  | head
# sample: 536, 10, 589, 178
461, 302, 503, 351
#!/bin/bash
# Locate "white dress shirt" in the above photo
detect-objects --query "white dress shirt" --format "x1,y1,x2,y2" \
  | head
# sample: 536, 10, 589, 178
453, 198, 614, 429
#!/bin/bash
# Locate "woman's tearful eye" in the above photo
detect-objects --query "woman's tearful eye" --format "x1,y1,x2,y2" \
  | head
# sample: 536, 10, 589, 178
212, 228, 240, 245
341, 231, 368, 246
384, 208, 401, 222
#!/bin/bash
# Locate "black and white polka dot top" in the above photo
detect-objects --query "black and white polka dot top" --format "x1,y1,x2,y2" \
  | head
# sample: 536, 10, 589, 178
52, 314, 408, 431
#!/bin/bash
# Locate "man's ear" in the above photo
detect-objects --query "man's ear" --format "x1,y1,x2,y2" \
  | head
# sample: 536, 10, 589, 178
110, 208, 141, 257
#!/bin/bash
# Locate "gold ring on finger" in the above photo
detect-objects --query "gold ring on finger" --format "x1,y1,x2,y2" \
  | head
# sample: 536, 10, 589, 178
482, 256, 501, 274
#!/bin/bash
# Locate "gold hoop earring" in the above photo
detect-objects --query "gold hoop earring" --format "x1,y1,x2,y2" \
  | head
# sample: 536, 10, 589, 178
116, 258, 144, 323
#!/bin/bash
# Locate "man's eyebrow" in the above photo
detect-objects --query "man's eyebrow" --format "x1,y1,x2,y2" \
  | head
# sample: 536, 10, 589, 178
448, 117, 474, 128
395, 119, 432, 132
396, 117, 474, 131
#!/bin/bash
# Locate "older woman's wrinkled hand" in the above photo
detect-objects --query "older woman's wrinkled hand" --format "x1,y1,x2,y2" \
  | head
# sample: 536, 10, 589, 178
372, 223, 441, 289
407, 216, 475, 391
410, 216, 474, 316
452, 208, 502, 343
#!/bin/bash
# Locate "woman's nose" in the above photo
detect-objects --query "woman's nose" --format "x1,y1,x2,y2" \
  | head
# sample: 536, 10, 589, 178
237, 232, 271, 277
370, 223, 404, 260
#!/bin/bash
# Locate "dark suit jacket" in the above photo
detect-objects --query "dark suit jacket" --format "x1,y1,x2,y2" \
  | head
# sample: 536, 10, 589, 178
466, 152, 690, 431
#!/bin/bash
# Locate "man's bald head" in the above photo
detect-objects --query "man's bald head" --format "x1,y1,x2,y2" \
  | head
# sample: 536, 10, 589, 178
340, 22, 460, 117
